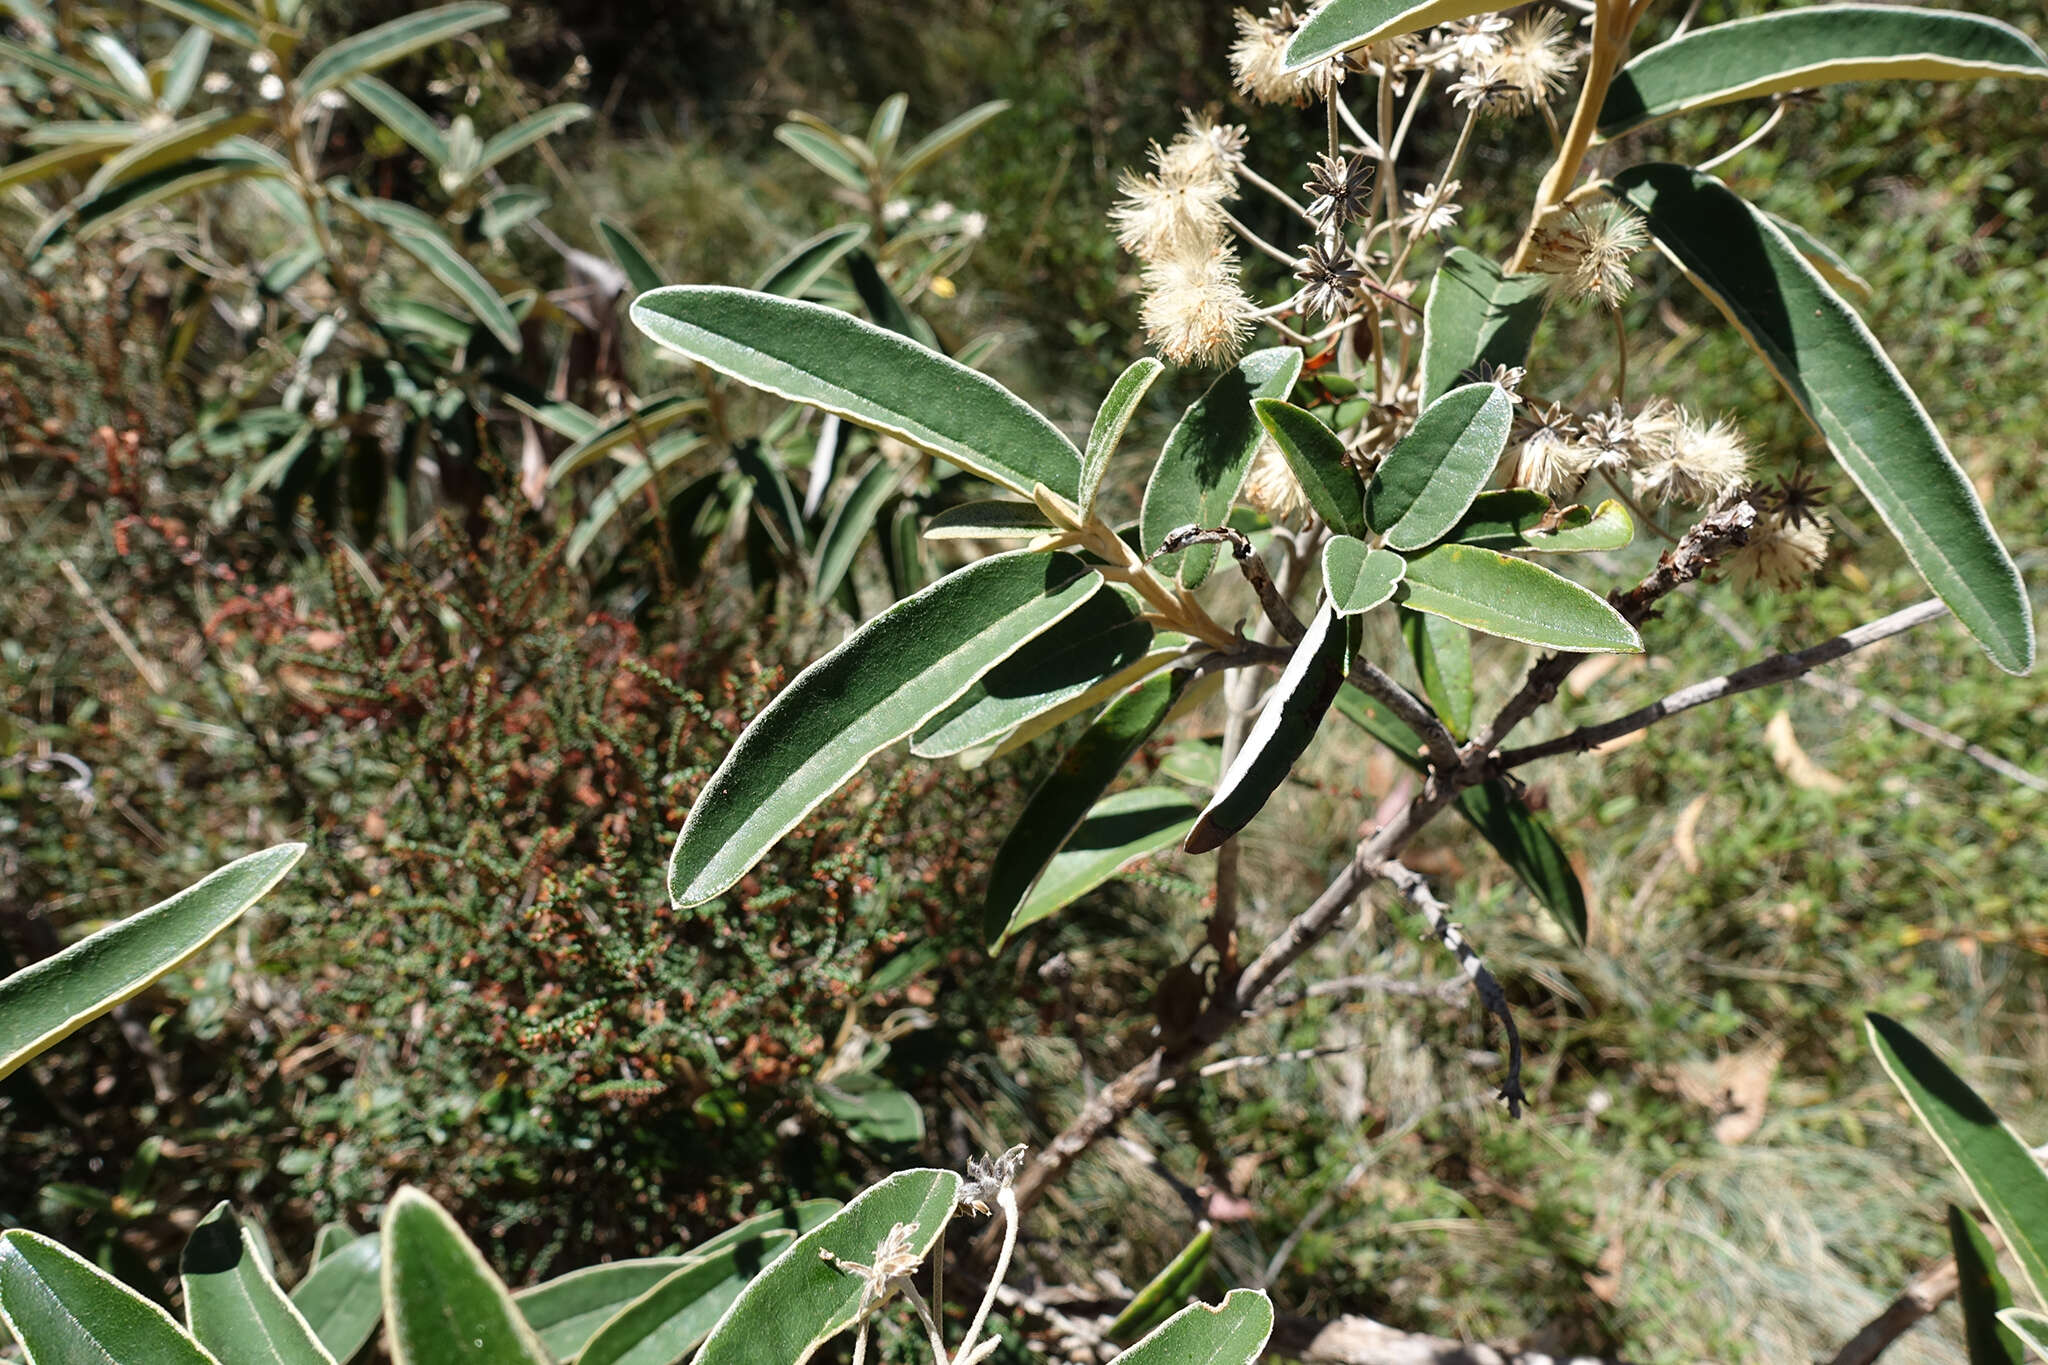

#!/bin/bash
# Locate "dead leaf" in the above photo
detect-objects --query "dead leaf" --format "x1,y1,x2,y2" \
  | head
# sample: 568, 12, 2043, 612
1674, 793, 1709, 875
1765, 710, 1847, 794
1671, 1040, 1785, 1144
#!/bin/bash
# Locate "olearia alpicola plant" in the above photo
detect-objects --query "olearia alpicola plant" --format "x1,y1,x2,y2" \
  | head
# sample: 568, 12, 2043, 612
619, 0, 2045, 1236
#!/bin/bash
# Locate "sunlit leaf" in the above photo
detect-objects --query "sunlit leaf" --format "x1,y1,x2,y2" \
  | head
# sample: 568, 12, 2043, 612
0, 1229, 219, 1364
1105, 1289, 1273, 1365
754, 224, 870, 297
351, 195, 522, 353
1402, 607, 1472, 740
1081, 357, 1165, 518
1320, 536, 1405, 617
1397, 544, 1640, 653
297, 3, 509, 97
383, 1187, 548, 1365
182, 1203, 335, 1365
1107, 1226, 1214, 1342
1255, 398, 1365, 538
1140, 347, 1301, 586
289, 1233, 381, 1364
888, 100, 1009, 192
345, 77, 451, 166
1365, 382, 1513, 550
1418, 247, 1551, 405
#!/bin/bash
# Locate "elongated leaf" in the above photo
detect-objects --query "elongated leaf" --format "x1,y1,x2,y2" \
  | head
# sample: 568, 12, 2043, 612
810, 456, 905, 605
1108, 1226, 1214, 1341
1002, 788, 1200, 943
774, 124, 868, 192
478, 185, 548, 241
845, 248, 928, 345
382, 1187, 548, 1365
1320, 536, 1405, 617
686, 1201, 843, 1262
142, 0, 263, 49
83, 108, 266, 198
670, 551, 1100, 906
290, 1234, 381, 1364
924, 500, 1059, 540
1765, 210, 1871, 299
691, 1170, 961, 1365
1445, 488, 1553, 549
1402, 607, 1473, 740
1334, 688, 1587, 943
566, 432, 708, 567
1186, 601, 1349, 854
86, 33, 154, 102
634, 287, 1082, 500
1366, 383, 1513, 550
1140, 347, 1302, 586
1082, 357, 1165, 517
970, 640, 1187, 769
1951, 1206, 2026, 1365
1599, 7, 2048, 138
549, 394, 703, 484
0, 142, 122, 192
352, 196, 522, 353
1419, 248, 1551, 405
515, 1260, 677, 1359
754, 224, 871, 297
913, 584, 1152, 757
984, 670, 1190, 947
0, 843, 302, 1082
298, 4, 510, 97
868, 93, 910, 160
1106, 1289, 1273, 1365
600, 218, 664, 295
1398, 544, 1640, 653
888, 99, 1009, 192
0, 38, 144, 106
33, 146, 283, 257
736, 440, 808, 555
1255, 399, 1365, 537
477, 103, 589, 171
1868, 1014, 2048, 1304
815, 1072, 923, 1145
1287, 0, 1497, 70
162, 28, 214, 115
1521, 499, 1634, 554
0, 1229, 219, 1364
2001, 1310, 2048, 1359
345, 77, 450, 166
574, 1234, 795, 1365
1614, 164, 2031, 673
310, 1225, 358, 1268
182, 1204, 335, 1365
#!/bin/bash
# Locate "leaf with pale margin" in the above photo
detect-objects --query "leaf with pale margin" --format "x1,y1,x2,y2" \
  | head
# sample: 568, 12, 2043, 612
753, 224, 871, 297
574, 1231, 796, 1365
670, 551, 1100, 906
1105, 1289, 1273, 1365
1321, 537, 1406, 617
1397, 544, 1641, 653
345, 78, 450, 166
1365, 383, 1513, 550
1002, 788, 1200, 943
1402, 607, 1473, 740
1949, 1205, 2026, 1365
1107, 1226, 1214, 1342
1614, 164, 2031, 673
290, 1234, 381, 1364
1081, 358, 1165, 517
0, 1229, 219, 1364
0, 843, 302, 1082
298, 4, 509, 97
1255, 399, 1365, 538
633, 287, 1081, 500
383, 1187, 548, 1365
2000, 1310, 2048, 1360
1418, 247, 1551, 405
182, 1203, 336, 1365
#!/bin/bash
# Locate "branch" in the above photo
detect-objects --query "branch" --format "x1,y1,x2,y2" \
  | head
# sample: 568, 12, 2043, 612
1825, 1255, 1958, 1365
1495, 599, 1951, 770
1346, 659, 1461, 773
1374, 859, 1524, 1117
1158, 524, 1305, 643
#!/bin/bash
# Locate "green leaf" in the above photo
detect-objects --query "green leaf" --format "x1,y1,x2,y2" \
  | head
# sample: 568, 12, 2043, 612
476, 103, 589, 172
0, 142, 125, 193
685, 1202, 843, 1263
599, 218, 664, 295
670, 551, 1101, 907
845, 249, 929, 346
0, 843, 302, 1082
382, 1186, 549, 1365
297, 4, 510, 97
1398, 544, 1641, 653
1418, 247, 1552, 405
913, 584, 1153, 758
1185, 601, 1350, 855
923, 500, 1059, 541
1140, 347, 1302, 586
83, 108, 267, 198
1599, 6, 2048, 138
1951, 1206, 2027, 1365
548, 394, 703, 485
0, 38, 140, 108
809, 455, 906, 606
887, 100, 1009, 193
1402, 607, 1473, 740
478, 186, 549, 242
572, 1234, 795, 1365
1444, 488, 1552, 549
161, 28, 214, 115
815, 1073, 924, 1146
691, 1169, 961, 1365
867, 93, 910, 161
1255, 399, 1366, 537
632, 287, 1082, 500
140, 0, 263, 50
1081, 357, 1165, 518
984, 670, 1190, 948
1001, 788, 1200, 943
1365, 382, 1513, 550
290, 1234, 381, 1364
515, 1261, 677, 1359
1763, 209, 1871, 299
1320, 536, 1406, 617
1867, 1014, 2048, 1305
774, 124, 868, 192
2000, 1310, 2048, 1360
309, 1225, 358, 1268
1613, 164, 2032, 673
0, 1229, 220, 1364
1107, 1226, 1213, 1341
85, 33, 154, 103
1105, 1289, 1273, 1365
344, 77, 451, 166
753, 224, 871, 298
1520, 499, 1634, 555
1334, 689, 1586, 943
351, 196, 522, 354
33, 144, 284, 258
566, 432, 708, 568
182, 1204, 336, 1365
735, 440, 809, 556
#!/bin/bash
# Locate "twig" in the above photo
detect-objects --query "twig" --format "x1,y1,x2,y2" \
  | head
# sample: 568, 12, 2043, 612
59, 558, 166, 694
1494, 599, 1952, 770
1375, 859, 1524, 1116
1825, 1255, 1959, 1365
1345, 660, 1460, 773
1156, 525, 1306, 643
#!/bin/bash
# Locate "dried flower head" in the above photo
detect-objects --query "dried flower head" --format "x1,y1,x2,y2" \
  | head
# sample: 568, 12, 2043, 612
1433, 13, 1513, 71
1231, 5, 1348, 104
1530, 202, 1647, 307
1400, 181, 1463, 238
1294, 241, 1364, 319
1140, 242, 1255, 366
821, 1220, 924, 1315
1243, 436, 1313, 524
1511, 400, 1589, 496
959, 1144, 1030, 1215
1111, 163, 1230, 262
1449, 67, 1528, 116
1730, 508, 1830, 591
1492, 9, 1578, 107
1633, 411, 1750, 506
1472, 361, 1526, 396
1304, 151, 1375, 229
1762, 467, 1830, 532
1160, 112, 1249, 188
